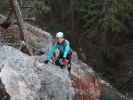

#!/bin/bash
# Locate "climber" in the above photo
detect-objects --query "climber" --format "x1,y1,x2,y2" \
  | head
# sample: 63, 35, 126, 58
44, 32, 72, 72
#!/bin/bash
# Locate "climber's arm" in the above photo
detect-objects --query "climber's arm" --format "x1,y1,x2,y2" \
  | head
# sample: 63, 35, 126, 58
63, 41, 71, 58
47, 44, 58, 61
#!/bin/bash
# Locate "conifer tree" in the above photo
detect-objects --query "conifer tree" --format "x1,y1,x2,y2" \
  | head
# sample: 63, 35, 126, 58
80, 0, 133, 34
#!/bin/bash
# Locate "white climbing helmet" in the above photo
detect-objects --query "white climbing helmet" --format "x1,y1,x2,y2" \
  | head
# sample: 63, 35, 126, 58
56, 32, 64, 38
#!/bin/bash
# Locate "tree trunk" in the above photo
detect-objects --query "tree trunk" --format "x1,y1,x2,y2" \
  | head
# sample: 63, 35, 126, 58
10, 0, 33, 55
10, 0, 25, 41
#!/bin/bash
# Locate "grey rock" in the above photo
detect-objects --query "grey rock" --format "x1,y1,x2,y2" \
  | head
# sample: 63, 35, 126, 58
0, 46, 74, 100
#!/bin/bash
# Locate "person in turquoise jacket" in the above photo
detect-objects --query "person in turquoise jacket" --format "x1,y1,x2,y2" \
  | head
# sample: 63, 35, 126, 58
44, 32, 72, 70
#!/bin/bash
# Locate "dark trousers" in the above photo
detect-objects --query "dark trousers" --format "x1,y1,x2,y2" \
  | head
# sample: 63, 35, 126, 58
54, 51, 72, 72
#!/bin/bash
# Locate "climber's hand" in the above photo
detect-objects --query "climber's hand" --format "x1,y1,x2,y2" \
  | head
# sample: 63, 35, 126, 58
50, 59, 55, 64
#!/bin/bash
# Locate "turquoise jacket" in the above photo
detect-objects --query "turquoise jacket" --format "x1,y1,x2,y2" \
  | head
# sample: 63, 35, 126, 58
47, 40, 72, 61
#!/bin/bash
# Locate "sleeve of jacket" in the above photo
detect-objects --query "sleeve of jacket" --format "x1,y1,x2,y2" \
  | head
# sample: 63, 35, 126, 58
63, 40, 71, 58
47, 44, 57, 61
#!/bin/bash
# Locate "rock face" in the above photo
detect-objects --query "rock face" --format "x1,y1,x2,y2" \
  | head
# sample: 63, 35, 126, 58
0, 45, 102, 100
0, 46, 75, 100
0, 46, 127, 100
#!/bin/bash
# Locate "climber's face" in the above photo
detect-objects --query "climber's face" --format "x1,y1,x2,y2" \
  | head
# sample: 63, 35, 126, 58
57, 37, 64, 44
